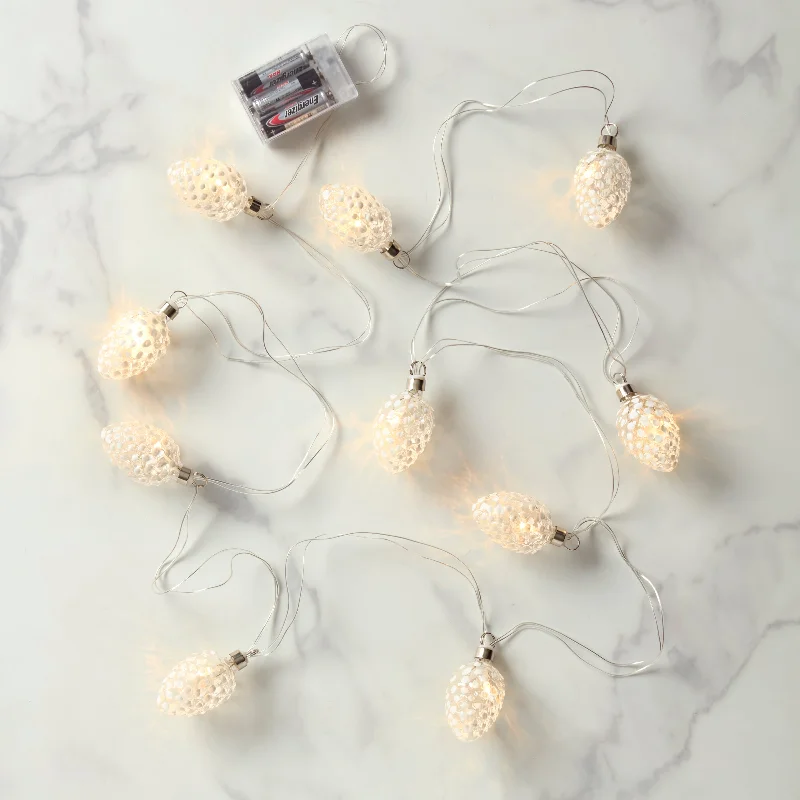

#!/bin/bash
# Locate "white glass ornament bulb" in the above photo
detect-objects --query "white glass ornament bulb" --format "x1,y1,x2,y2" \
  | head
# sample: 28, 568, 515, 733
616, 393, 680, 472
373, 389, 435, 473
97, 308, 170, 380
157, 651, 237, 716
574, 147, 631, 228
445, 658, 506, 741
472, 491, 555, 554
168, 157, 249, 222
319, 183, 393, 253
101, 421, 183, 486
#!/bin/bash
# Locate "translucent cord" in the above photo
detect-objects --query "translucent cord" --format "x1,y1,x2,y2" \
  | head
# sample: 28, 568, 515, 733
245, 527, 662, 682
336, 23, 388, 86
266, 218, 374, 359
152, 487, 282, 655
151, 512, 662, 678
411, 239, 639, 384
493, 517, 665, 677
168, 289, 336, 496
415, 339, 620, 522
252, 531, 488, 659
407, 70, 616, 257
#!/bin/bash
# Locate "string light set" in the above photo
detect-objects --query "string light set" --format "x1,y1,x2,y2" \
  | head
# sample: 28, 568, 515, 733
92, 26, 683, 744
152, 523, 663, 741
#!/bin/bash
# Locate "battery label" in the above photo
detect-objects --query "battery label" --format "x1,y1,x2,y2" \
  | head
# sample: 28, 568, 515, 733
264, 90, 329, 127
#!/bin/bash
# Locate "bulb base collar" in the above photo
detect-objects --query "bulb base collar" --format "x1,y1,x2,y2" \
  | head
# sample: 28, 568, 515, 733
227, 650, 248, 670
159, 301, 180, 320
176, 467, 208, 487
553, 527, 567, 543
615, 382, 637, 401
598, 133, 618, 150
244, 196, 274, 220
380, 241, 410, 269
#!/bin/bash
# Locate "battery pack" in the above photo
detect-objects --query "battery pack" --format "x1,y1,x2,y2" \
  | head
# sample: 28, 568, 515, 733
233, 34, 358, 144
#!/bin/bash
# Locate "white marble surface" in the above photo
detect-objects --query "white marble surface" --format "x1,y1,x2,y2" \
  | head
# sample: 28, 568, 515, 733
2, 1, 799, 798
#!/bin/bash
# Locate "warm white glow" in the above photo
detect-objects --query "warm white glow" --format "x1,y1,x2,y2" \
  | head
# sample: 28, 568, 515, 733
472, 491, 555, 554
319, 184, 393, 252
616, 393, 680, 472
97, 308, 170, 380
373, 390, 434, 473
101, 421, 182, 486
445, 658, 505, 741
157, 651, 237, 717
167, 157, 249, 222
574, 148, 631, 228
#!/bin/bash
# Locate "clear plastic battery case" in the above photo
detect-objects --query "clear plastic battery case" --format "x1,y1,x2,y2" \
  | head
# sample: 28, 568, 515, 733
233, 34, 358, 144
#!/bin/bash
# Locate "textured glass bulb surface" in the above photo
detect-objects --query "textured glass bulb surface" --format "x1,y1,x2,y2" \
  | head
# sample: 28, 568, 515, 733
445, 658, 505, 742
319, 183, 393, 252
472, 491, 555, 554
616, 394, 680, 472
168, 158, 248, 222
101, 421, 182, 486
97, 308, 170, 380
157, 651, 237, 717
574, 148, 631, 228
373, 390, 435, 473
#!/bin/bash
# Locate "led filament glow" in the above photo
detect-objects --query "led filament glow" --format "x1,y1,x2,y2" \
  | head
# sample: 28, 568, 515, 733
101, 420, 196, 487
472, 491, 560, 554
445, 639, 505, 741
97, 305, 176, 380
373, 366, 434, 473
319, 184, 408, 266
157, 650, 248, 716
167, 157, 272, 221
574, 127, 631, 229
615, 383, 680, 472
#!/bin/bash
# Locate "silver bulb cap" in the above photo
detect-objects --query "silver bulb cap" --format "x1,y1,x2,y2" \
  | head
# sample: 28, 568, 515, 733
598, 133, 618, 151
615, 382, 636, 401
475, 645, 494, 661
176, 466, 208, 487
244, 196, 274, 220
228, 650, 248, 670
380, 240, 410, 269
407, 376, 427, 392
553, 527, 567, 543
159, 301, 180, 320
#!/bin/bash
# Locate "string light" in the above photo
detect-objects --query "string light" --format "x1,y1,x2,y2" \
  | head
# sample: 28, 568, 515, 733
157, 650, 247, 716
97, 305, 175, 380
150, 521, 663, 733
319, 184, 410, 267
472, 491, 565, 554
614, 383, 680, 472
101, 421, 186, 486
167, 157, 273, 221
574, 124, 631, 229
98, 292, 336, 496
445, 636, 505, 741
373, 363, 434, 473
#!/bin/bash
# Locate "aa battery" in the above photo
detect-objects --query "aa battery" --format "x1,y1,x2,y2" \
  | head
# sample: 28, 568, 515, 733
260, 87, 335, 138
249, 69, 322, 115
239, 49, 313, 97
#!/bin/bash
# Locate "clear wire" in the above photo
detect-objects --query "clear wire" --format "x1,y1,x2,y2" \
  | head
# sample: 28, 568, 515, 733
407, 69, 615, 259
412, 240, 639, 384
266, 218, 374, 359
244, 527, 663, 682
152, 487, 282, 654
253, 531, 488, 659
493, 517, 665, 677
169, 289, 336, 496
